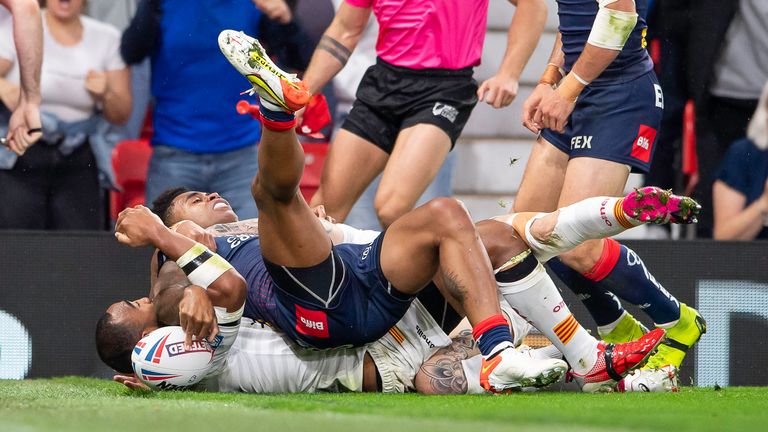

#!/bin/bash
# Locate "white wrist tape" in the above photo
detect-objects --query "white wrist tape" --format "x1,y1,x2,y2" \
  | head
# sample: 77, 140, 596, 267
587, 5, 638, 51
176, 243, 233, 288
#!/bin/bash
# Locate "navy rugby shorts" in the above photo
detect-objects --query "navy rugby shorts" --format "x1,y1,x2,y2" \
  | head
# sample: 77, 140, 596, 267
540, 71, 664, 173
265, 232, 414, 349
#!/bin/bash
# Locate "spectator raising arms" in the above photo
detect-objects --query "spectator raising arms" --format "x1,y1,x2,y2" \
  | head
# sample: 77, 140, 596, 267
713, 81, 768, 241
0, 0, 131, 230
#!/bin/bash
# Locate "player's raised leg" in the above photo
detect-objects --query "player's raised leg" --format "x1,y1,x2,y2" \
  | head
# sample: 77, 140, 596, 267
513, 138, 630, 330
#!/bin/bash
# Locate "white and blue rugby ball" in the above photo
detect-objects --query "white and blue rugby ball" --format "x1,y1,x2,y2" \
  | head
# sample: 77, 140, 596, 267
131, 326, 214, 390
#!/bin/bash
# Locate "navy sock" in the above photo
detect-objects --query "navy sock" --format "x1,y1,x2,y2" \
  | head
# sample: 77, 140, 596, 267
547, 257, 624, 326
593, 244, 681, 324
472, 315, 513, 357
260, 106, 294, 122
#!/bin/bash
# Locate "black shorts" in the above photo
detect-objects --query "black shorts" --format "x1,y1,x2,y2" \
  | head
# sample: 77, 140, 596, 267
342, 58, 478, 153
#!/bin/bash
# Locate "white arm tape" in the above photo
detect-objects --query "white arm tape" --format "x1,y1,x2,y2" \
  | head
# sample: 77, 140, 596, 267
214, 304, 244, 325
335, 223, 381, 245
587, 4, 638, 51
176, 243, 234, 289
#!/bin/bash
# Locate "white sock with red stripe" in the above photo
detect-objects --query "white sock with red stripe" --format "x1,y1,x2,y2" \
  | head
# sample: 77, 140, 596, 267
497, 263, 598, 375
524, 197, 642, 263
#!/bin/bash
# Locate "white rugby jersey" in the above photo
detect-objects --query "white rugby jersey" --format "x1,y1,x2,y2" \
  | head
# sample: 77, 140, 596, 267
201, 300, 451, 393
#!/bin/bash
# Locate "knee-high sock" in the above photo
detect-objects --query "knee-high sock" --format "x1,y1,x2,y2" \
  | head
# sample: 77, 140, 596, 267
523, 197, 640, 263
497, 261, 598, 375
547, 257, 625, 327
582, 238, 681, 325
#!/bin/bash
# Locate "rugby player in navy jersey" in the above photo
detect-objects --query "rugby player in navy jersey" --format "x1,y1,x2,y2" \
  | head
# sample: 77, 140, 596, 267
103, 31, 572, 394
515, 0, 706, 390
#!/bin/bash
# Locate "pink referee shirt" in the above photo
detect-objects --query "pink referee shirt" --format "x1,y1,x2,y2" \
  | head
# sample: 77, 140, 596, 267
345, 0, 489, 70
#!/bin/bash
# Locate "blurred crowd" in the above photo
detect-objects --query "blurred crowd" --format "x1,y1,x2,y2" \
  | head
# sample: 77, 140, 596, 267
0, 0, 766, 240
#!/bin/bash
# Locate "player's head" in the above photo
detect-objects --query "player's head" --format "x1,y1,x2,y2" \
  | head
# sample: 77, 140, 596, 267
152, 187, 239, 228
95, 297, 158, 373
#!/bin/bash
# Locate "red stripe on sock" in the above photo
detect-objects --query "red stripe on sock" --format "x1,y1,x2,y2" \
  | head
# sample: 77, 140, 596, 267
582, 238, 621, 282
261, 116, 297, 132
472, 314, 509, 340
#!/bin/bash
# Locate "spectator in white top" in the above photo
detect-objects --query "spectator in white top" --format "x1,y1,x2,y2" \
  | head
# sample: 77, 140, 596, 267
0, 0, 131, 230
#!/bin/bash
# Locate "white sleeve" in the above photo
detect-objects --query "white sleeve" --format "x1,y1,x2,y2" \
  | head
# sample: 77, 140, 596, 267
206, 303, 245, 376
334, 223, 381, 245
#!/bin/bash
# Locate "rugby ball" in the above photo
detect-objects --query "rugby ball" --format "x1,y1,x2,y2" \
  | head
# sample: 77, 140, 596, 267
131, 326, 214, 390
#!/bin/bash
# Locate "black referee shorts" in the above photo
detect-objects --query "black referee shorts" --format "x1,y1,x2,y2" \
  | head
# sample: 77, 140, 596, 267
341, 58, 478, 153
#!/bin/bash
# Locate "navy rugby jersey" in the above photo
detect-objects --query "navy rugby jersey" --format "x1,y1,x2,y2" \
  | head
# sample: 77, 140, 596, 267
156, 236, 278, 326
212, 235, 278, 326
557, 0, 653, 85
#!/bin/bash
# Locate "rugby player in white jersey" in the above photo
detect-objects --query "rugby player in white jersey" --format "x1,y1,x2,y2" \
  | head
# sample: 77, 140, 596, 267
106, 181, 698, 394
99, 32, 699, 393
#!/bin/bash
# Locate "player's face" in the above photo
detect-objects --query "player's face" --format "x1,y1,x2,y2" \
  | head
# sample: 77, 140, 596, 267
171, 191, 239, 228
106, 297, 158, 335
47, 0, 85, 21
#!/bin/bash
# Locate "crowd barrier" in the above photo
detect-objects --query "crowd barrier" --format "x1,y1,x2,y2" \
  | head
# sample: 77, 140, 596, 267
0, 232, 766, 386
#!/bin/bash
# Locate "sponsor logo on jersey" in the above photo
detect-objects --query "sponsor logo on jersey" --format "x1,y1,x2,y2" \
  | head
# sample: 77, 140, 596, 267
165, 340, 212, 357
570, 135, 592, 150
631, 125, 656, 163
432, 102, 459, 123
295, 305, 330, 338
226, 234, 255, 249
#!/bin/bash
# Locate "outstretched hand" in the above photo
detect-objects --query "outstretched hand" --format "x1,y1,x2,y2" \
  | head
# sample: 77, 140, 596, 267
113, 373, 150, 391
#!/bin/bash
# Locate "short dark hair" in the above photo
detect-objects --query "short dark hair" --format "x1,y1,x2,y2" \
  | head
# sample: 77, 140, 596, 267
95, 312, 143, 374
152, 187, 189, 226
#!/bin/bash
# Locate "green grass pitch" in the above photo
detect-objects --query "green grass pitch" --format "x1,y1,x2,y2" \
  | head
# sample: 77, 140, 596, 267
1, 378, 767, 432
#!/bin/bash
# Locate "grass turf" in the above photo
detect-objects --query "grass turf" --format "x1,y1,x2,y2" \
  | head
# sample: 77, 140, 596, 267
1, 378, 766, 432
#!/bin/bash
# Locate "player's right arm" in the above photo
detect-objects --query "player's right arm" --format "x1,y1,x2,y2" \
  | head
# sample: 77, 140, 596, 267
414, 330, 479, 395
534, 0, 638, 132
302, 1, 371, 96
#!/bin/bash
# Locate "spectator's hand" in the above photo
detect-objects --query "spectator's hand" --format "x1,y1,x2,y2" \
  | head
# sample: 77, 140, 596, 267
171, 220, 217, 251
252, 0, 292, 24
533, 86, 575, 133
521, 83, 554, 134
113, 373, 150, 391
178, 285, 219, 349
85, 70, 108, 101
477, 74, 519, 109
5, 98, 42, 155
115, 205, 167, 247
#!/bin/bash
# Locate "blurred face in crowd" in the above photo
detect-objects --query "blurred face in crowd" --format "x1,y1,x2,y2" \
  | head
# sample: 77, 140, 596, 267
106, 297, 158, 337
46, 0, 85, 21
168, 191, 239, 228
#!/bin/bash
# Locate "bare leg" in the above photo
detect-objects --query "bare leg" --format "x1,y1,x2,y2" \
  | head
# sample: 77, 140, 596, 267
310, 129, 388, 223
512, 136, 569, 213
253, 127, 334, 267
374, 124, 451, 227
379, 198, 502, 326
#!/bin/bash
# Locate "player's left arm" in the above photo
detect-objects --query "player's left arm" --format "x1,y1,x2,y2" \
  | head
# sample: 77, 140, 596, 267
115, 206, 247, 345
535, 0, 638, 132
478, 0, 547, 109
